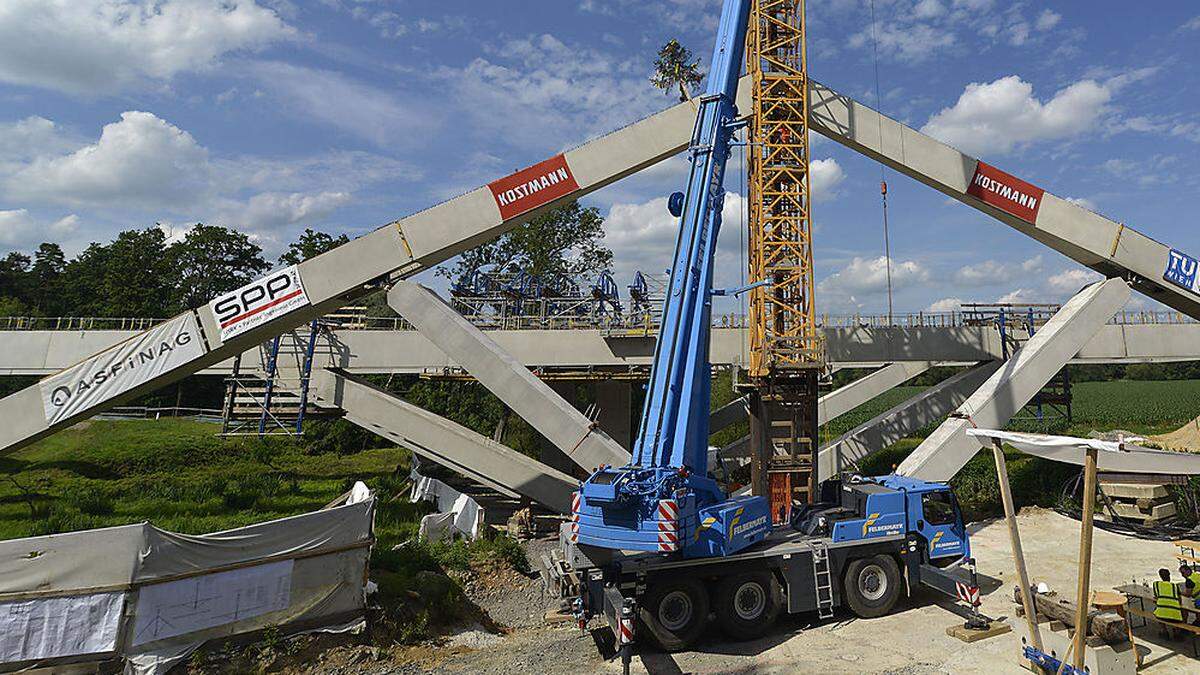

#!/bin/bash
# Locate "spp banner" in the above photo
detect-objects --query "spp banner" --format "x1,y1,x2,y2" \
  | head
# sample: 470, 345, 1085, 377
40, 313, 205, 425
209, 265, 309, 342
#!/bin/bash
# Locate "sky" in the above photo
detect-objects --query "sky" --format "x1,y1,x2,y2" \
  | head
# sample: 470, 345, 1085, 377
0, 0, 1197, 316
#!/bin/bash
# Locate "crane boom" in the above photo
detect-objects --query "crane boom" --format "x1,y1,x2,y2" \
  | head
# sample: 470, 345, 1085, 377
571, 0, 774, 559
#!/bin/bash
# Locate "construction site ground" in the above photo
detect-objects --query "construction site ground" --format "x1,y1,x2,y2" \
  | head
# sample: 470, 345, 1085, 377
339, 508, 1199, 675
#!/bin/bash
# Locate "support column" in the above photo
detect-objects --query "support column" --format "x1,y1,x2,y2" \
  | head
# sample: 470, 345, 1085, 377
594, 380, 632, 451
747, 371, 820, 523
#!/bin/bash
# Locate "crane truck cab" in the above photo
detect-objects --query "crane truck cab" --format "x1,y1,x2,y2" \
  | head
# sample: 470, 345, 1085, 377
797, 474, 970, 566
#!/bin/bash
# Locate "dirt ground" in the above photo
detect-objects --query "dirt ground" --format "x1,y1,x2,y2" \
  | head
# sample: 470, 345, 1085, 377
373, 508, 1200, 675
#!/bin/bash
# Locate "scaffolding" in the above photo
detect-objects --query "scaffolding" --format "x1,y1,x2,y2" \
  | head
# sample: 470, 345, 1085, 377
747, 0, 821, 377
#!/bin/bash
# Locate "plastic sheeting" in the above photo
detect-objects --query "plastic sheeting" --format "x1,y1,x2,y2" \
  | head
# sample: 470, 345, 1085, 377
411, 470, 483, 539
0, 483, 375, 674
965, 428, 1200, 474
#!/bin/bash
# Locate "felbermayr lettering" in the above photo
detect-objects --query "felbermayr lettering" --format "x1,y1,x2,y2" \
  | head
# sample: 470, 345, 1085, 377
973, 173, 1039, 211
497, 167, 570, 207
58, 330, 194, 402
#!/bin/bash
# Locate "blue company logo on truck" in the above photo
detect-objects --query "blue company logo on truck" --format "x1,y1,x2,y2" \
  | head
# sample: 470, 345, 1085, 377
1164, 249, 1200, 294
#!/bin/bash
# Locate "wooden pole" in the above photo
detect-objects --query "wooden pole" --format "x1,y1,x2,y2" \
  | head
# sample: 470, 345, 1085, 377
992, 440, 1043, 654
1071, 446, 1099, 670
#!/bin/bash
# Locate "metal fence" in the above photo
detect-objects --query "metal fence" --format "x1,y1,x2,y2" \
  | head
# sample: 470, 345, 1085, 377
3, 308, 1195, 333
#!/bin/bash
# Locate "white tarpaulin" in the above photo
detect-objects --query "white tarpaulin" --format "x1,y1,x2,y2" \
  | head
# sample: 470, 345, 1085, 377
411, 470, 482, 540
966, 428, 1200, 474
0, 483, 374, 674
38, 313, 205, 425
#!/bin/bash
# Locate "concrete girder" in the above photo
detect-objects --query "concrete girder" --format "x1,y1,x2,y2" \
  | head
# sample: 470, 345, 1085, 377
709, 395, 750, 435
712, 362, 935, 468
10, 323, 1200, 377
817, 361, 934, 425
808, 80, 1200, 319
897, 279, 1132, 482
387, 281, 630, 473
817, 362, 1001, 481
312, 370, 576, 513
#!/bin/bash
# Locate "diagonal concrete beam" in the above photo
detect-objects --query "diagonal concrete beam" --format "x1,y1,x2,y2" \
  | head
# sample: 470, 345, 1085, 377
387, 281, 630, 472
312, 369, 576, 513
897, 279, 1132, 482
714, 362, 936, 468
817, 362, 1001, 480
710, 395, 750, 435
818, 362, 934, 425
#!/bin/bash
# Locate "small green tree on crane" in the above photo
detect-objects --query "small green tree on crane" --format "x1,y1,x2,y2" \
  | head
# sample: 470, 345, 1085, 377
651, 39, 705, 102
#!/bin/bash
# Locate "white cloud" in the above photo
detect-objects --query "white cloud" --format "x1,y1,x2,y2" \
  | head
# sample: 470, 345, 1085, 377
1035, 10, 1061, 31
434, 33, 667, 150
996, 288, 1037, 304
0, 111, 416, 250
1046, 268, 1103, 295
249, 61, 438, 147
914, 0, 946, 19
229, 191, 352, 230
819, 256, 930, 296
1064, 196, 1097, 211
0, 0, 294, 95
6, 111, 212, 209
0, 209, 78, 247
921, 75, 1112, 156
952, 255, 1042, 286
1184, 16, 1200, 31
926, 297, 962, 312
811, 158, 846, 201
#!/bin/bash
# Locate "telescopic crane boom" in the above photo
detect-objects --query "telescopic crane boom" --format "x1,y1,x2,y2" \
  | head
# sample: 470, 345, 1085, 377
570, 0, 773, 558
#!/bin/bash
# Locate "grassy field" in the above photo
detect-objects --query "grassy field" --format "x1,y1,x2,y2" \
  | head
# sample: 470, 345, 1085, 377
0, 417, 524, 643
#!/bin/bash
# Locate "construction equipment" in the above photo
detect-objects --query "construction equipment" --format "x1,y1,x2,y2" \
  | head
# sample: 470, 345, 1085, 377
571, 0, 773, 559
554, 1, 983, 659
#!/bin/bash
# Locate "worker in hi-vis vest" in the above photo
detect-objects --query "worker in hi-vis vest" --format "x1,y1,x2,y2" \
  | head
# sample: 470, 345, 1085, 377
1155, 568, 1184, 638
1180, 562, 1200, 623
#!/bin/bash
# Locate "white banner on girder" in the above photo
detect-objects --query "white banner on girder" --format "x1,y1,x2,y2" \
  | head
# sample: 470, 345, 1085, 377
39, 313, 205, 425
208, 265, 310, 342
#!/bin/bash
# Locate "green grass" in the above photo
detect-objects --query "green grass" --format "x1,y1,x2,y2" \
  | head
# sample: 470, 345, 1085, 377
0, 417, 530, 644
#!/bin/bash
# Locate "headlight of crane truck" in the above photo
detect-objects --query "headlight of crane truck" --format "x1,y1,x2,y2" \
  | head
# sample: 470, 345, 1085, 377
541, 0, 984, 662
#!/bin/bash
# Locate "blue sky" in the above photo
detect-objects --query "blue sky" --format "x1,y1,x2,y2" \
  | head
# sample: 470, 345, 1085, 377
0, 0, 1197, 315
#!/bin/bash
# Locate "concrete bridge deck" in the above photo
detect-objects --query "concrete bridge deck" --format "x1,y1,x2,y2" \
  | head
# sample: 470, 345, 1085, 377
1, 320, 1197, 378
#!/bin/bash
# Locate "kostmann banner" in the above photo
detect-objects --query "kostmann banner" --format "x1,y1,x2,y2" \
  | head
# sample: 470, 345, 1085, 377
39, 313, 206, 425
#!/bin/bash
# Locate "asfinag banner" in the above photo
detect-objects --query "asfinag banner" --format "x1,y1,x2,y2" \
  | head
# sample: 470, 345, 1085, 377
40, 313, 205, 425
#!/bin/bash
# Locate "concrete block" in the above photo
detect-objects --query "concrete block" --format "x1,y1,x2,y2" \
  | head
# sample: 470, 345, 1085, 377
1110, 500, 1177, 520
1016, 620, 1136, 675
1100, 483, 1170, 500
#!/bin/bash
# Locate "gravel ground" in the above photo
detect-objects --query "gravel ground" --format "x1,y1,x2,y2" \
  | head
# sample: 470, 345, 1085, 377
255, 511, 1200, 674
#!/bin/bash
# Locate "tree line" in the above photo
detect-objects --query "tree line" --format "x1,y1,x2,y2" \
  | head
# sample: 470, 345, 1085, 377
0, 226, 347, 319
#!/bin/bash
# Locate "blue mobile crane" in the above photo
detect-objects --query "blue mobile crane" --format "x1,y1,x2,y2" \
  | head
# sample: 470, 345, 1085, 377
550, 0, 984, 662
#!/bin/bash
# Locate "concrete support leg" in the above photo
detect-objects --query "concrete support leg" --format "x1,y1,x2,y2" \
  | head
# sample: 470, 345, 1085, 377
818, 362, 1001, 480
897, 279, 1132, 482
594, 380, 632, 450
818, 362, 934, 425
710, 395, 750, 435
312, 369, 576, 513
388, 281, 629, 473
715, 362, 934, 472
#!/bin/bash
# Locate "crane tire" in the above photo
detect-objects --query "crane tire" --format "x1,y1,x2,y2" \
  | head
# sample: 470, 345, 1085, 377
639, 577, 710, 651
713, 571, 782, 641
842, 554, 901, 619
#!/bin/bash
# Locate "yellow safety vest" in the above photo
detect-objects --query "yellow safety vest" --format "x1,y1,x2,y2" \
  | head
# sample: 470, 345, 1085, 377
1188, 572, 1200, 607
1155, 580, 1183, 621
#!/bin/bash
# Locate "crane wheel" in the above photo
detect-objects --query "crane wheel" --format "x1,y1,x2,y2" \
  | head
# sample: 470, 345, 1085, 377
713, 571, 782, 641
842, 554, 901, 618
639, 577, 710, 651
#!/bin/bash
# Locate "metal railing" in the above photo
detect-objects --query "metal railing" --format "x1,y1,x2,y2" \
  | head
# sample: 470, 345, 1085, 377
3, 309, 1195, 333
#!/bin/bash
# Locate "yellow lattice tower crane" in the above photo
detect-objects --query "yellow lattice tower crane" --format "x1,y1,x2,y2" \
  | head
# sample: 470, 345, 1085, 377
744, 0, 823, 520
